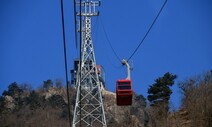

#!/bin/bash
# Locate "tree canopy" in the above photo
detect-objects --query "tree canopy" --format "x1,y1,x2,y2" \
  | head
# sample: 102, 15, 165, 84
147, 72, 177, 106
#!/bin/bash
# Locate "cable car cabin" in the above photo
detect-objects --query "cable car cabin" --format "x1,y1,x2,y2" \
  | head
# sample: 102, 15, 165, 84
96, 65, 101, 75
116, 79, 132, 106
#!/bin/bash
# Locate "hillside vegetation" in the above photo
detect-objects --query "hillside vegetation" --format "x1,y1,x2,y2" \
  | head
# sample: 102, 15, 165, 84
0, 71, 211, 127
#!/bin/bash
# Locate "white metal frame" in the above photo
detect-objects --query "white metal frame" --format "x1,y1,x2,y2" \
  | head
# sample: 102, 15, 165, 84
72, 1, 107, 127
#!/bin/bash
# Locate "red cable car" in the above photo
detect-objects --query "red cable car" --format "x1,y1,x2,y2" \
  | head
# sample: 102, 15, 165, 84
96, 65, 101, 75
116, 79, 132, 106
116, 59, 133, 106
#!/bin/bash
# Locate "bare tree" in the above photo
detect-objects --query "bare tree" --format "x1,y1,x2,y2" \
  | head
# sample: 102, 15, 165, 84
178, 70, 212, 127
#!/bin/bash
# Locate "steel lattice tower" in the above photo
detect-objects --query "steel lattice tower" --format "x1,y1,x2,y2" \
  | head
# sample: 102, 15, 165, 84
72, 0, 107, 127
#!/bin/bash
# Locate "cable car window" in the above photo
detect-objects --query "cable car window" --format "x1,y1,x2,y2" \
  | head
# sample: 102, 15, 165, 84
118, 81, 131, 85
118, 85, 131, 90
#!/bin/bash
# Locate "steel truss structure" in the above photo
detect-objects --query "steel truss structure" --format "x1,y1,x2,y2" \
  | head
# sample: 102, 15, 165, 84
72, 0, 107, 127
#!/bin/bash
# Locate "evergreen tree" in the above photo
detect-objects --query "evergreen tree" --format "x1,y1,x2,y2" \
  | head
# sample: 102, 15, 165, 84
147, 72, 177, 106
47, 95, 66, 108
27, 90, 42, 109
0, 96, 5, 113
43, 79, 53, 91
2, 82, 23, 98
147, 72, 177, 127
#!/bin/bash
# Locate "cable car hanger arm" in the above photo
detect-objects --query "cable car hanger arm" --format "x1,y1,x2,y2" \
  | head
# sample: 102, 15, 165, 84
122, 59, 131, 80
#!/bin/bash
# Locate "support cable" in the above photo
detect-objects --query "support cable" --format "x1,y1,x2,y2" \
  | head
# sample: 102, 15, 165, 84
73, 0, 78, 48
60, 0, 72, 127
79, 0, 82, 126
99, 16, 122, 63
127, 0, 168, 61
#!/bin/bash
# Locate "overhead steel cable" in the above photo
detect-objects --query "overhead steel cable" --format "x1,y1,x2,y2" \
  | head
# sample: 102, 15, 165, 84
73, 0, 78, 48
127, 0, 168, 61
60, 0, 71, 127
79, 0, 82, 126
99, 16, 122, 63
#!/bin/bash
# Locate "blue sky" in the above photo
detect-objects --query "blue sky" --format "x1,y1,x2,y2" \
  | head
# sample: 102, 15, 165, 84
0, 0, 212, 109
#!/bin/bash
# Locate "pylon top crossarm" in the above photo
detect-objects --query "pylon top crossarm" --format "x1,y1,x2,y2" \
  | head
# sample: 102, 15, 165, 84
76, 0, 100, 16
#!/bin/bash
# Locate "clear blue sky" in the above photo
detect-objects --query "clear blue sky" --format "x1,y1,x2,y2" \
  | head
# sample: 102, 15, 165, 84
0, 0, 212, 109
